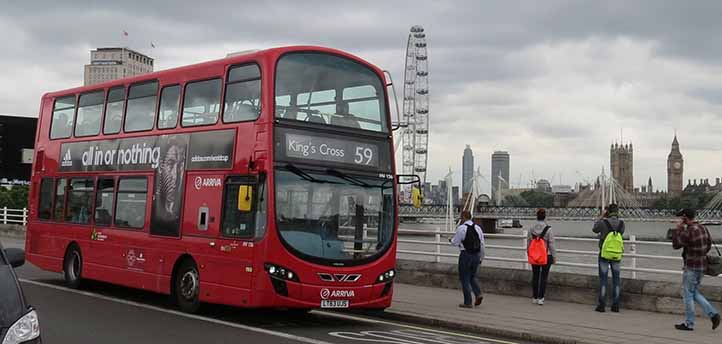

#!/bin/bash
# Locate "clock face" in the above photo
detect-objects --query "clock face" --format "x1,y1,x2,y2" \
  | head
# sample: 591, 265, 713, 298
673, 161, 682, 169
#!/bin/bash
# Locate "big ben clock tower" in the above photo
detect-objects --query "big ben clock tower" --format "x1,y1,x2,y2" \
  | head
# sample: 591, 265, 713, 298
667, 135, 683, 196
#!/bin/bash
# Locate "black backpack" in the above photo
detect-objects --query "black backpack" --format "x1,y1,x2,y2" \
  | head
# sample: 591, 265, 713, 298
463, 224, 481, 253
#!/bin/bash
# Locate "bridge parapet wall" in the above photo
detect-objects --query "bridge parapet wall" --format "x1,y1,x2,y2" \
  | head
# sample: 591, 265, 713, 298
396, 259, 722, 315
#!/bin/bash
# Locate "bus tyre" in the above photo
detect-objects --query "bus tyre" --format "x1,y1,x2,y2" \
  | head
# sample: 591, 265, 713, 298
175, 260, 201, 313
63, 246, 83, 289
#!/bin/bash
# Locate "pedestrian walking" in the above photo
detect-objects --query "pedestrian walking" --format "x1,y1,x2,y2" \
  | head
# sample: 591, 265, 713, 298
450, 211, 484, 308
527, 208, 556, 305
592, 203, 624, 313
671, 208, 720, 331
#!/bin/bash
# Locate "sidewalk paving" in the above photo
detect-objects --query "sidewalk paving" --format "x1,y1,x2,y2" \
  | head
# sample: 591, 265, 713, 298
385, 283, 719, 344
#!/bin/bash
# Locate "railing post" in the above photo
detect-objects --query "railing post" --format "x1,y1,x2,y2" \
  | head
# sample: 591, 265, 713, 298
630, 235, 637, 279
435, 230, 441, 263
22, 208, 28, 226
2, 207, 6, 225
521, 229, 529, 270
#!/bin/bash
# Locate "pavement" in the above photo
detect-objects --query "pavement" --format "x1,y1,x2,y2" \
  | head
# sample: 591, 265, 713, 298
385, 283, 721, 344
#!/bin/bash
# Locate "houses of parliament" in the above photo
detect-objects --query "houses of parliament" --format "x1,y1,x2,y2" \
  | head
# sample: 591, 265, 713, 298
609, 135, 686, 206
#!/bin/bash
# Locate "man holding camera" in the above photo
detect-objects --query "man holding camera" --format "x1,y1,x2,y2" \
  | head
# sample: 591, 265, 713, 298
592, 203, 624, 313
672, 208, 720, 331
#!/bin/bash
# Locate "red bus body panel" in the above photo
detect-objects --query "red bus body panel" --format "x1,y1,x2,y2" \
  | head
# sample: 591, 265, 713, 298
26, 46, 398, 309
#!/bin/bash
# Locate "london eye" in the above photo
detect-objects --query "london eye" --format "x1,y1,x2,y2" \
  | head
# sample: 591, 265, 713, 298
401, 25, 429, 196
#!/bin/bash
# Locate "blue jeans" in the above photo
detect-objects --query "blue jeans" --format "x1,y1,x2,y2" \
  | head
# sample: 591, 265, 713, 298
598, 257, 621, 307
458, 250, 482, 305
682, 269, 719, 328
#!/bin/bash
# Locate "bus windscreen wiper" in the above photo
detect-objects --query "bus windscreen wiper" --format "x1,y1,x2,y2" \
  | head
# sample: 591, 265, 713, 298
326, 168, 372, 188
285, 163, 328, 184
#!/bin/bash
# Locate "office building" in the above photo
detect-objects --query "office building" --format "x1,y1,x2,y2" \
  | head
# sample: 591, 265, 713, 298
462, 145, 474, 194
84, 47, 154, 86
491, 151, 510, 200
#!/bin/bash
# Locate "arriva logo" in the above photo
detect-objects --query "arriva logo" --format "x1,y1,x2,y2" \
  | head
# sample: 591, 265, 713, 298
320, 288, 355, 299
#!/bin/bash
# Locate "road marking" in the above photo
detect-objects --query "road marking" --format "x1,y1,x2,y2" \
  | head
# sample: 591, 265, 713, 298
328, 329, 502, 344
19, 278, 519, 344
19, 278, 334, 344
316, 311, 518, 344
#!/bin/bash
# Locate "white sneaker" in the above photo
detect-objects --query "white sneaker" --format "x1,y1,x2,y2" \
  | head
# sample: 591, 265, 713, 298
532, 298, 538, 304
537, 298, 545, 305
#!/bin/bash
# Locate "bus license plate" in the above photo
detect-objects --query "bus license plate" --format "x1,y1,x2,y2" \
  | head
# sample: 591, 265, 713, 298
321, 300, 349, 308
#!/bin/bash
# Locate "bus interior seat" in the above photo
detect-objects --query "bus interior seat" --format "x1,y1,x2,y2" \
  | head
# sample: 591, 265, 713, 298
307, 113, 326, 124
95, 209, 112, 225
227, 103, 257, 121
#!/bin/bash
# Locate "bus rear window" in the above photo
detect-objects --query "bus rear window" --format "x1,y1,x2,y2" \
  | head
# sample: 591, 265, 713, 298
37, 178, 54, 220
50, 96, 76, 139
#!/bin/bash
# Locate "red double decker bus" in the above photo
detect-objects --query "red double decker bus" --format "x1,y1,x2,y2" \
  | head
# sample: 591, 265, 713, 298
26, 46, 417, 312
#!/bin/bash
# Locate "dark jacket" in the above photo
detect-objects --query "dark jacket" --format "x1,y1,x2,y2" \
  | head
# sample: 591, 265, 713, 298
592, 216, 625, 250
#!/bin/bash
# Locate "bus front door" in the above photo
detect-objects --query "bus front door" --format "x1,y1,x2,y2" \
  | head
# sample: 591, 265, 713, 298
183, 173, 253, 297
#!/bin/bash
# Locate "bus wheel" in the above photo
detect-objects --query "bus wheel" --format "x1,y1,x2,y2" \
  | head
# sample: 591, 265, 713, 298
63, 245, 83, 289
174, 260, 201, 313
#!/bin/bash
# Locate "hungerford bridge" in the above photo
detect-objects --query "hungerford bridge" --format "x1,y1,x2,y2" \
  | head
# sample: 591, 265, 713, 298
398, 205, 722, 222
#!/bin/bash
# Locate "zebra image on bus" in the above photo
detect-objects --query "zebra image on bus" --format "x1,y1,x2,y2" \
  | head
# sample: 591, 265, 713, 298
25, 46, 419, 313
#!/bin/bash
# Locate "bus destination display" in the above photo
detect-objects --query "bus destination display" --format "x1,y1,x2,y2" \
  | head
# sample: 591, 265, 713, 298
282, 131, 382, 168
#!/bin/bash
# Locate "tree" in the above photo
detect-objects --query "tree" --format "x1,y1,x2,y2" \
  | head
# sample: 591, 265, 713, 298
0, 185, 29, 209
519, 190, 554, 208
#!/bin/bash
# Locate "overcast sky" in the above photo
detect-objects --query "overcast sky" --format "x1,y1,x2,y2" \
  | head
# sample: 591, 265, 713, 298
2, 0, 722, 193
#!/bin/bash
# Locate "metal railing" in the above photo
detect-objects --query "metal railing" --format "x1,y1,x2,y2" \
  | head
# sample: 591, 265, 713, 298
0, 205, 713, 280
396, 228, 721, 279
0, 207, 28, 226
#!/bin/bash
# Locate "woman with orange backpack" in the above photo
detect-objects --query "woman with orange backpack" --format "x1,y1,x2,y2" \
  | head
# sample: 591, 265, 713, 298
527, 208, 557, 305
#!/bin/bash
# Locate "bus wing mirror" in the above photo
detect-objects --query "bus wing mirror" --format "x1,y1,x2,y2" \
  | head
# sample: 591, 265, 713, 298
237, 185, 253, 212
383, 70, 401, 132
395, 174, 423, 208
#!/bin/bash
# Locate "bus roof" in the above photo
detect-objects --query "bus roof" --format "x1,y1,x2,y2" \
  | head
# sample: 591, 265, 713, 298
42, 45, 382, 99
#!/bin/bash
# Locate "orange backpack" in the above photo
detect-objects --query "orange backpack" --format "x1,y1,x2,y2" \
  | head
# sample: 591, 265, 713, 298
527, 226, 550, 266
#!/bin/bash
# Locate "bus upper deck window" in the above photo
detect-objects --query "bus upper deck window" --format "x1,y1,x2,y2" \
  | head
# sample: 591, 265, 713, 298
125, 81, 158, 132
224, 64, 261, 123
182, 78, 221, 127
104, 87, 125, 134
75, 91, 104, 137
158, 85, 180, 129
50, 96, 75, 139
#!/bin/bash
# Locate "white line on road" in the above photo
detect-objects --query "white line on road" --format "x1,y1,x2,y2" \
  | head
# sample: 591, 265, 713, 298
314, 311, 518, 344
19, 278, 519, 344
19, 278, 335, 344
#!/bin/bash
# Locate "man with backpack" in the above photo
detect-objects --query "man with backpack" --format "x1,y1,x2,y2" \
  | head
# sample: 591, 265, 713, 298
592, 203, 625, 313
671, 208, 720, 331
450, 210, 484, 308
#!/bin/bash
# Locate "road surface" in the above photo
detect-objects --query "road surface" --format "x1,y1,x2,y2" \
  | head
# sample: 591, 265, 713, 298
1, 236, 532, 344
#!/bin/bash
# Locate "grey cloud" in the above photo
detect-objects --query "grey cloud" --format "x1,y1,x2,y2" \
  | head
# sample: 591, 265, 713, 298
4, 0, 722, 188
